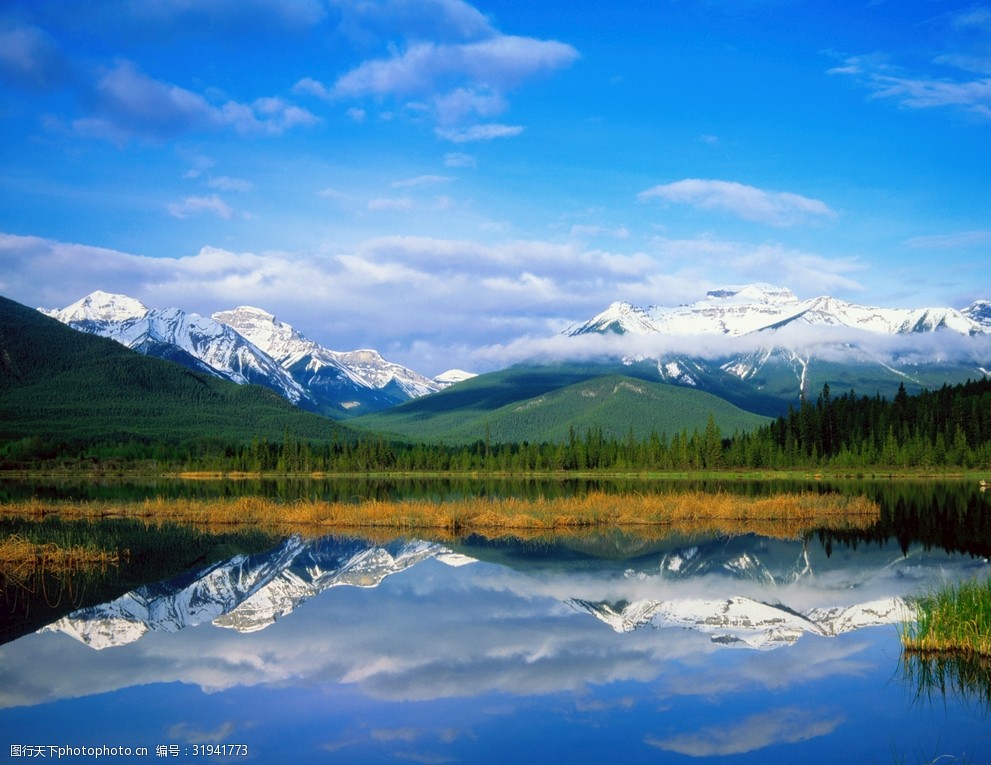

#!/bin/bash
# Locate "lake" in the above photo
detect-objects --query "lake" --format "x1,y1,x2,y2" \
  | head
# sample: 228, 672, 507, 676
1, 479, 990, 763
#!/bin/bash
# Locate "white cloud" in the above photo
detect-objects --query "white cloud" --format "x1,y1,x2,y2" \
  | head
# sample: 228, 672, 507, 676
867, 73, 991, 117
82, 60, 318, 142
647, 236, 865, 297
168, 722, 238, 746
11, 230, 975, 378
368, 196, 415, 211
905, 230, 991, 249
639, 179, 836, 227
830, 11, 991, 119
391, 175, 454, 188
332, 37, 578, 99
292, 76, 331, 99
646, 708, 844, 756
0, 231, 673, 372
570, 224, 631, 240
0, 22, 67, 89
332, 0, 493, 46
294, 13, 578, 138
230, 95, 319, 134
436, 123, 523, 142
317, 187, 357, 203
443, 152, 476, 168
167, 195, 234, 219
207, 176, 255, 192
432, 86, 507, 124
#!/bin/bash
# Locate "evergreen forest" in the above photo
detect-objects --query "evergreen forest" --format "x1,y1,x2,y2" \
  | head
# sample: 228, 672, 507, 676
4, 379, 990, 474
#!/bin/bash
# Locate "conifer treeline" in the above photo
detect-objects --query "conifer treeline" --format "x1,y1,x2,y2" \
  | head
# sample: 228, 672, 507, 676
4, 379, 991, 473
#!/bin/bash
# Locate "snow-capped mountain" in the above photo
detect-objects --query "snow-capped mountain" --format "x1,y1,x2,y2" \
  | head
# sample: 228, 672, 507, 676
569, 595, 911, 650
561, 531, 984, 649
37, 529, 983, 653
41, 536, 474, 649
567, 284, 991, 399
568, 284, 987, 338
41, 292, 473, 415
41, 291, 309, 405
963, 299, 991, 330
432, 368, 476, 386
212, 306, 446, 402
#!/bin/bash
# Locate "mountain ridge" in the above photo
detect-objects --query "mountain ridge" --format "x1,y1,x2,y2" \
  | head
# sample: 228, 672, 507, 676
0, 293, 351, 443
568, 284, 989, 338
41, 291, 474, 417
565, 283, 990, 400
37, 532, 949, 653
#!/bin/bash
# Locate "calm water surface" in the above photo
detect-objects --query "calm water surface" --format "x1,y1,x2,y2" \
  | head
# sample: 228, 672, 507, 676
2, 480, 991, 763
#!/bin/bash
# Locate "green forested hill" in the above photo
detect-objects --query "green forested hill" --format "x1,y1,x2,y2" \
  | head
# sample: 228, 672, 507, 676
0, 295, 351, 445
352, 364, 770, 443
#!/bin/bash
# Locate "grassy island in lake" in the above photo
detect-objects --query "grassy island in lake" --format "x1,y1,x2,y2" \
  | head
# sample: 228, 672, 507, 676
0, 490, 880, 540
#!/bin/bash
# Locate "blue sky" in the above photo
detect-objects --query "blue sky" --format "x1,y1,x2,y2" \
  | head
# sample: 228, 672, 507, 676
1, 0, 990, 375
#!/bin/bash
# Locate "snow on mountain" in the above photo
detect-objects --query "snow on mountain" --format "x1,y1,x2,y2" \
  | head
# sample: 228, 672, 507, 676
569, 301, 659, 336
564, 533, 928, 649
38, 530, 974, 654
566, 284, 990, 398
40, 290, 150, 325
38, 531, 919, 653
43, 536, 312, 649
568, 284, 988, 339
963, 300, 991, 330
211, 306, 314, 362
433, 369, 477, 388
41, 292, 463, 414
41, 293, 309, 405
336, 349, 439, 398
41, 537, 473, 649
569, 595, 913, 650
213, 539, 450, 633
212, 305, 442, 400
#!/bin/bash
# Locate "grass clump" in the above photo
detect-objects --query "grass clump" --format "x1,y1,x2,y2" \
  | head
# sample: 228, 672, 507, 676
902, 576, 991, 658
0, 534, 120, 584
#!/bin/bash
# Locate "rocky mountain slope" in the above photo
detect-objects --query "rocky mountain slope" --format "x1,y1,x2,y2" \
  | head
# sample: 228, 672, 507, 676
566, 284, 991, 399
41, 292, 473, 416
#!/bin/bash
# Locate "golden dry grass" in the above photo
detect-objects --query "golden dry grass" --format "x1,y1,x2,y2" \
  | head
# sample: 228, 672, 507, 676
0, 534, 120, 583
0, 491, 879, 541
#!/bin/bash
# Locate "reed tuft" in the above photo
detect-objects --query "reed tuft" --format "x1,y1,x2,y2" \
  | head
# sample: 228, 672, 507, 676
0, 534, 120, 583
902, 576, 991, 658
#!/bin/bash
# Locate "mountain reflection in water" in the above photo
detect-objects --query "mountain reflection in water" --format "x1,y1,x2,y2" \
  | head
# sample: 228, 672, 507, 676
35, 532, 950, 652
2, 506, 991, 763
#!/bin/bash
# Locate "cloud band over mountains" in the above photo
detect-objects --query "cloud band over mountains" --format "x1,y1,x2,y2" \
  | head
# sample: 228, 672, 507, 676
3, 231, 986, 377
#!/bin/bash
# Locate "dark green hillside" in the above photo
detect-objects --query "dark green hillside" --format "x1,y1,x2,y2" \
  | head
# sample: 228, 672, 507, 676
352, 365, 770, 444
0, 295, 350, 445
736, 354, 984, 404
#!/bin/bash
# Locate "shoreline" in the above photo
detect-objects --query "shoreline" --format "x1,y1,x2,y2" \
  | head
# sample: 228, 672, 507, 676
0, 468, 986, 481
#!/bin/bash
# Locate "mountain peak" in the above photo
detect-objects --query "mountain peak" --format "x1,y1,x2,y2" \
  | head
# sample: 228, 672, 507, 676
213, 305, 312, 363
216, 305, 276, 322
963, 299, 991, 329
568, 301, 657, 335
213, 303, 443, 401
41, 290, 149, 324
433, 369, 477, 388
704, 284, 798, 305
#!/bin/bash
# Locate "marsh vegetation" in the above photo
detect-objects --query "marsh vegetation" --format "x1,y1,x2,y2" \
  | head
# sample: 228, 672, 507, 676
0, 490, 880, 539
903, 576, 991, 658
